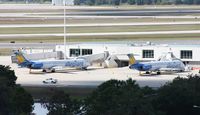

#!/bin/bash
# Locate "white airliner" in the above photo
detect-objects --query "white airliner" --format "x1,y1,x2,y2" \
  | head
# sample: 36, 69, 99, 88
14, 50, 101, 73
128, 52, 186, 75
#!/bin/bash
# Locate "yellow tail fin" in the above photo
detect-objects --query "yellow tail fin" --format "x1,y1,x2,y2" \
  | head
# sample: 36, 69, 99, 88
14, 50, 28, 64
16, 54, 25, 64
127, 54, 136, 65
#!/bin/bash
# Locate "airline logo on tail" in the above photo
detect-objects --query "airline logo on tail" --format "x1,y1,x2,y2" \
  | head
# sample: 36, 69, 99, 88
14, 50, 30, 66
16, 54, 25, 64
127, 54, 136, 65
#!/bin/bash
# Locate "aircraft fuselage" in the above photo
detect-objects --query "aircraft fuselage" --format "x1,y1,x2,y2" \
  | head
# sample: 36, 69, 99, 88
129, 60, 185, 72
29, 59, 90, 69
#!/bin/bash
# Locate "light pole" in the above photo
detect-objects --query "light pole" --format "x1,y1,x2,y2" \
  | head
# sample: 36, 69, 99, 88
64, 0, 66, 60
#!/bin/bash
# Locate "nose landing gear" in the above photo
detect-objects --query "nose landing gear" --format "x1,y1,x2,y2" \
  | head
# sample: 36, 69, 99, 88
42, 69, 56, 73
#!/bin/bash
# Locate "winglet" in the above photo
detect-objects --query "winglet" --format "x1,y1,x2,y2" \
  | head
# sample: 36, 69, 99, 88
127, 54, 136, 65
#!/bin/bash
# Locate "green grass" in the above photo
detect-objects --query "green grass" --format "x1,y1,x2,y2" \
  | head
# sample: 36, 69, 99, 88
0, 24, 200, 34
0, 5, 200, 14
1, 33, 200, 43
115, 5, 200, 9
0, 48, 12, 56
67, 18, 200, 24
0, 36, 63, 43
68, 25, 200, 33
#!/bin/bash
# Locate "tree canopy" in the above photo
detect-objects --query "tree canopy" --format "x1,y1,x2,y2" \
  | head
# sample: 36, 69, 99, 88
154, 75, 200, 115
41, 90, 81, 115
83, 79, 158, 115
0, 65, 33, 115
38, 74, 200, 115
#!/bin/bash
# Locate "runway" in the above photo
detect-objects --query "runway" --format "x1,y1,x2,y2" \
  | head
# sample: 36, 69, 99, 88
1, 21, 200, 28
0, 5, 200, 49
2, 15, 200, 19
1, 9, 200, 15
0, 4, 199, 10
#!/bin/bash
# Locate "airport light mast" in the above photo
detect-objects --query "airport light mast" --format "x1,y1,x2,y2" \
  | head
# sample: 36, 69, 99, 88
64, 0, 66, 60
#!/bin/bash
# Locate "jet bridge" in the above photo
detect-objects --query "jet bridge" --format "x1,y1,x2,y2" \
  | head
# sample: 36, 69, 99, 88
77, 51, 109, 65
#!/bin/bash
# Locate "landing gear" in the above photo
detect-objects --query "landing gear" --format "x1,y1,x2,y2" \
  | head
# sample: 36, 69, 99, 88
81, 67, 88, 70
145, 71, 150, 74
42, 69, 56, 73
179, 70, 183, 72
157, 71, 161, 75
139, 71, 142, 76
51, 69, 55, 73
42, 69, 46, 72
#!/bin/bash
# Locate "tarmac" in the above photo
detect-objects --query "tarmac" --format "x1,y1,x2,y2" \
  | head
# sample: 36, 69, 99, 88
1, 22, 200, 28
0, 56, 196, 88
2, 40, 200, 49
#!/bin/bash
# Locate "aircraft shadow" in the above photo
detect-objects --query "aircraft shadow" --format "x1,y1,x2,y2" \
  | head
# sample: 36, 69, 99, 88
29, 70, 76, 74
139, 72, 179, 77
28, 67, 105, 74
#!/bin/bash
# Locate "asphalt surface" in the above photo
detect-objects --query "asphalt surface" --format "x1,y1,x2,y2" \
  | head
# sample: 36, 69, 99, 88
0, 43, 57, 48
1, 7, 200, 16
2, 15, 200, 19
0, 30, 200, 38
1, 22, 200, 28
2, 40, 200, 49
0, 5, 200, 42
0, 5, 200, 49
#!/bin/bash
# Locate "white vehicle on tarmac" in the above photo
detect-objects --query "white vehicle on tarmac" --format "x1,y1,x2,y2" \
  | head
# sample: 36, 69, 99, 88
43, 78, 57, 84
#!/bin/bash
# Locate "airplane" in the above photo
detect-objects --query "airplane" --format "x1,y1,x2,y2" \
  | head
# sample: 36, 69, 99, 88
14, 50, 99, 73
127, 52, 186, 75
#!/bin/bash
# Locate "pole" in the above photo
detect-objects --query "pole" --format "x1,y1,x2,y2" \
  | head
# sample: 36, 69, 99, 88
64, 0, 66, 60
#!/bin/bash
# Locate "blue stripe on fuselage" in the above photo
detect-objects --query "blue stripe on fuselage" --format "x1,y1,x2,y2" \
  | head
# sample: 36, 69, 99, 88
65, 60, 84, 67
31, 62, 43, 69
129, 63, 152, 71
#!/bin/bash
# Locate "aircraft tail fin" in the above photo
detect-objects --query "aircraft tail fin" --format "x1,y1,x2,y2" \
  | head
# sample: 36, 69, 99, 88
127, 54, 136, 65
14, 50, 31, 67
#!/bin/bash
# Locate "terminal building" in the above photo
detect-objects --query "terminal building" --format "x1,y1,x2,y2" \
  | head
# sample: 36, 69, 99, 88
52, 0, 74, 5
13, 42, 200, 69
55, 42, 200, 68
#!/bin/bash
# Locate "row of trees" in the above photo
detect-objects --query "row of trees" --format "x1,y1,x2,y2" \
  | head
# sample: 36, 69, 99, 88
74, 0, 200, 5
1, 65, 200, 115
42, 75, 200, 115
